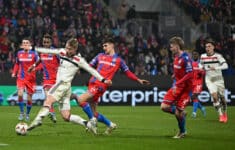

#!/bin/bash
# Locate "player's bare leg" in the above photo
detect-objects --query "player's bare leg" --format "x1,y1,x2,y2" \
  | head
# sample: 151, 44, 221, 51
27, 95, 55, 131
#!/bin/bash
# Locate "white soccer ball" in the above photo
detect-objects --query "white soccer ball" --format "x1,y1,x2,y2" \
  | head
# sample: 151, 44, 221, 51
15, 122, 28, 135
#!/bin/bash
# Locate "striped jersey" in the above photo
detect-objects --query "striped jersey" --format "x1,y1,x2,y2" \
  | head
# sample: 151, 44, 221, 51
89, 53, 129, 83
13, 49, 39, 80
199, 52, 228, 82
39, 50, 60, 81
173, 52, 193, 82
35, 47, 104, 83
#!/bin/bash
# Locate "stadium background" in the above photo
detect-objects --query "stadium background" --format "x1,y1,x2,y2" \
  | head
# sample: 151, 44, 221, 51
0, 0, 234, 105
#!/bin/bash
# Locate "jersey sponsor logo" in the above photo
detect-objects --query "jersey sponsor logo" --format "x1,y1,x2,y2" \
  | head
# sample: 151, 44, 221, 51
99, 60, 115, 66
41, 57, 53, 60
174, 64, 181, 69
19, 58, 32, 61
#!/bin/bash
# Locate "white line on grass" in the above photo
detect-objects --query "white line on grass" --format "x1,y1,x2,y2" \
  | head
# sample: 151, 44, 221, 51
0, 143, 9, 146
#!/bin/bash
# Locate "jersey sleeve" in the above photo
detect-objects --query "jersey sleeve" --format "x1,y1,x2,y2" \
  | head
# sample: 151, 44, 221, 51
120, 58, 129, 72
184, 55, 193, 73
77, 56, 104, 81
89, 54, 100, 67
217, 54, 228, 70
35, 47, 62, 55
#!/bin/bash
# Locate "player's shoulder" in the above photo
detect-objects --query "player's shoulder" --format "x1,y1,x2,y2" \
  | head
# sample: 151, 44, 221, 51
214, 52, 223, 57
181, 52, 191, 60
73, 53, 84, 62
200, 53, 207, 57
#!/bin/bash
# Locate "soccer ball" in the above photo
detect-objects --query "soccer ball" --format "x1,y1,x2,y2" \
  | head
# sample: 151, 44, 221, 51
15, 122, 28, 135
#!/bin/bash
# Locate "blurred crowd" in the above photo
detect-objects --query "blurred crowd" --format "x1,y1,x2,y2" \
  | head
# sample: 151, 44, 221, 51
0, 0, 234, 75
175, 0, 233, 24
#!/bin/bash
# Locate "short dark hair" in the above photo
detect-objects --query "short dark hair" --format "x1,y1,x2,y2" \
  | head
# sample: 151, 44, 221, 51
43, 33, 52, 40
102, 37, 115, 44
205, 38, 215, 46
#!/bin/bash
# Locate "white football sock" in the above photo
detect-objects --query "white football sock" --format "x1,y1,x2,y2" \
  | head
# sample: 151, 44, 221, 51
213, 102, 223, 116
35, 107, 50, 121
69, 114, 86, 126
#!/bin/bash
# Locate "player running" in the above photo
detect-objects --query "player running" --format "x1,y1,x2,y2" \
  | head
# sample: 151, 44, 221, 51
191, 50, 206, 118
199, 38, 228, 123
12, 37, 40, 121
28, 34, 59, 123
75, 37, 150, 135
27, 38, 112, 133
161, 36, 193, 139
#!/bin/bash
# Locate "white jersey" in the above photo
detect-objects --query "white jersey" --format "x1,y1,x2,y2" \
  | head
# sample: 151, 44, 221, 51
199, 52, 228, 83
35, 47, 104, 83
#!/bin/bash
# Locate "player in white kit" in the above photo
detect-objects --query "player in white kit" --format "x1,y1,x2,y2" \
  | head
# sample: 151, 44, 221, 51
199, 38, 228, 123
27, 38, 112, 133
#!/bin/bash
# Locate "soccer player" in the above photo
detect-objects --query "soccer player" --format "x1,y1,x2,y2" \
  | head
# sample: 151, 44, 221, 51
28, 34, 59, 123
161, 36, 193, 139
27, 38, 112, 132
199, 38, 228, 123
191, 50, 206, 118
11, 37, 40, 121
75, 37, 150, 135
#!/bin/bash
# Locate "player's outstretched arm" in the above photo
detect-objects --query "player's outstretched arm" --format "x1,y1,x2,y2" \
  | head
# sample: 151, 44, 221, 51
137, 79, 151, 85
78, 56, 112, 86
35, 47, 62, 55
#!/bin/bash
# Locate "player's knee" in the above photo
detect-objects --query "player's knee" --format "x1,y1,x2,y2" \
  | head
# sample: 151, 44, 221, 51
60, 111, 70, 121
160, 103, 168, 112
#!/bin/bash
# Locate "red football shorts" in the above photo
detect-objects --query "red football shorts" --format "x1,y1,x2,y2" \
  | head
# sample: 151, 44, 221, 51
88, 83, 107, 103
192, 84, 202, 94
162, 86, 191, 110
17, 78, 35, 94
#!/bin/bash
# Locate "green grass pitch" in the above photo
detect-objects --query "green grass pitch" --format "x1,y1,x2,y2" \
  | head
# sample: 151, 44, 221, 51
0, 106, 235, 150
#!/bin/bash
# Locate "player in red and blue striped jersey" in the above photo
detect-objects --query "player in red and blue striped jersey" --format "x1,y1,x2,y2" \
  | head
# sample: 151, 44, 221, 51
11, 37, 40, 121
76, 37, 150, 134
191, 50, 206, 118
29, 34, 60, 123
161, 36, 193, 138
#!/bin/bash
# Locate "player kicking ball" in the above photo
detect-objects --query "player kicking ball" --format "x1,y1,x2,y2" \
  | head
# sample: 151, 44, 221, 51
27, 38, 111, 134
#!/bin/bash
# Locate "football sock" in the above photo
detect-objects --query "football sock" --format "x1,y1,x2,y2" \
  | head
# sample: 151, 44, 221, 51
80, 102, 93, 119
95, 112, 111, 126
18, 101, 24, 114
35, 106, 50, 121
26, 104, 32, 115
170, 105, 176, 114
193, 102, 199, 113
49, 106, 55, 113
177, 112, 186, 133
213, 102, 223, 116
69, 114, 86, 126
198, 102, 203, 109
26, 101, 32, 115
18, 97, 24, 113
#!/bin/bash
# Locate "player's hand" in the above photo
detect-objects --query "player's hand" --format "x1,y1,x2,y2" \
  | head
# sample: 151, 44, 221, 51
104, 79, 112, 86
11, 74, 16, 78
28, 65, 35, 73
138, 79, 151, 85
